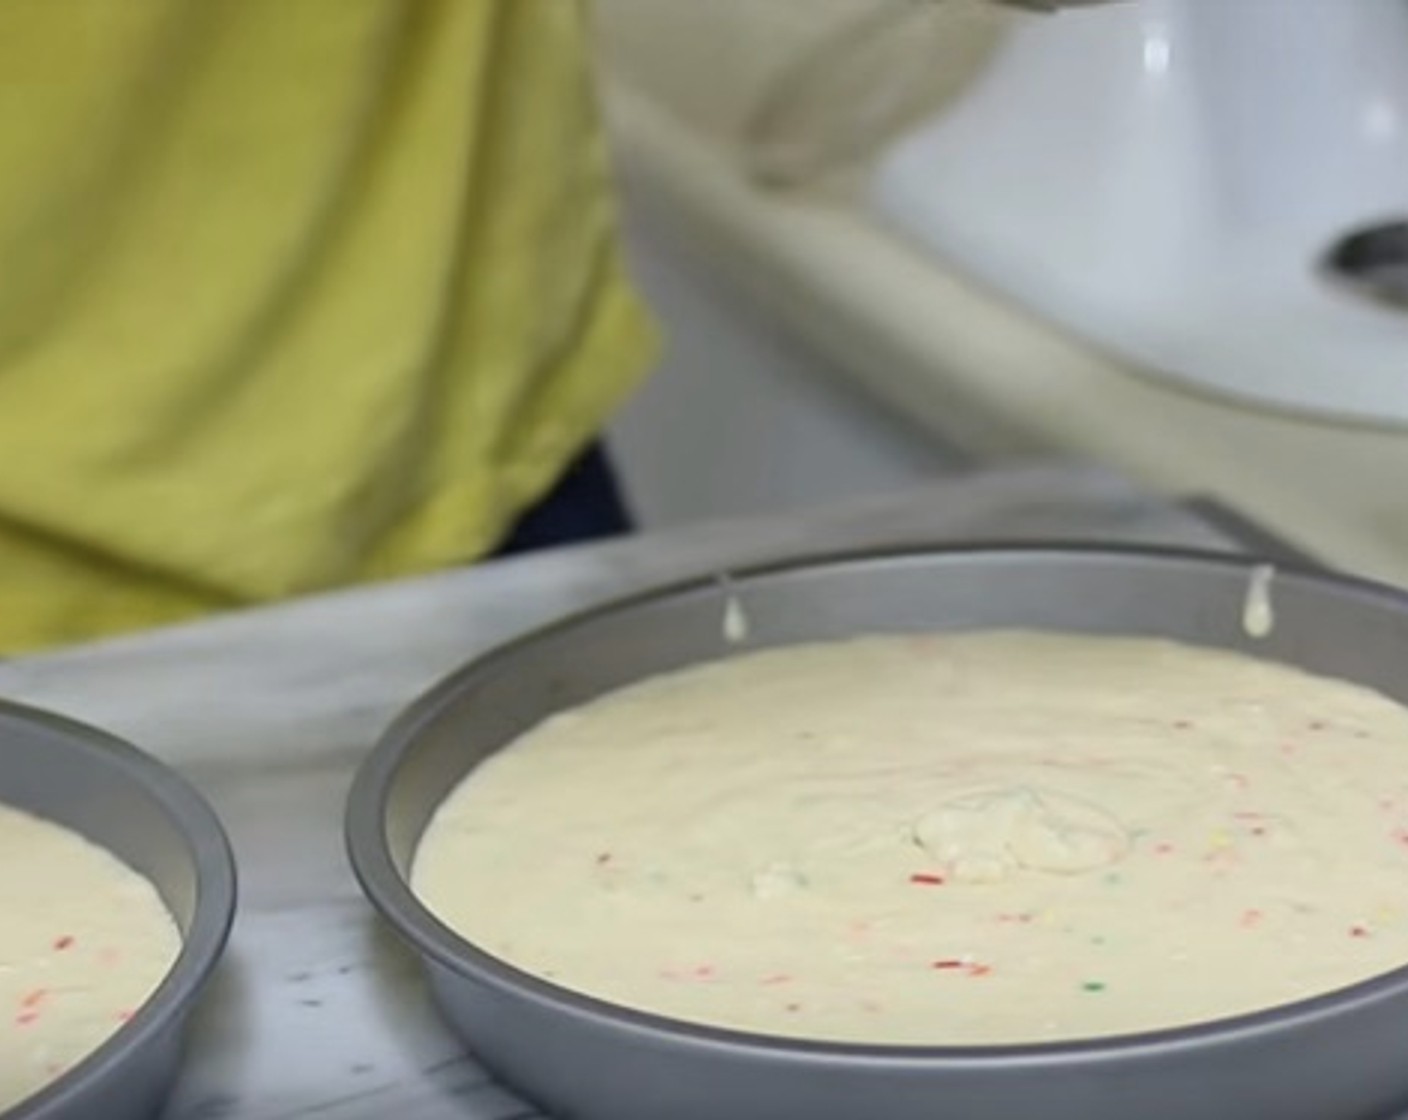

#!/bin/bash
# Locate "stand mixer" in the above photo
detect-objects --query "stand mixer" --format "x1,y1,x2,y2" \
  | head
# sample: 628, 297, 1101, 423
872, 0, 1408, 424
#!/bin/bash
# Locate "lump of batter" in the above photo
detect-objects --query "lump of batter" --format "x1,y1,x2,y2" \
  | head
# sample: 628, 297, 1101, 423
413, 632, 1408, 1045
913, 786, 1130, 883
1, 803, 181, 1111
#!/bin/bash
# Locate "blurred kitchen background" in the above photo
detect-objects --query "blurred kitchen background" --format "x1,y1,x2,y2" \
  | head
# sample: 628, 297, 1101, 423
592, 0, 1408, 586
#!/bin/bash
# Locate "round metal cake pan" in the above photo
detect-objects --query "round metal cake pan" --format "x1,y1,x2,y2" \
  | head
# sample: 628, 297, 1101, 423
1, 702, 237, 1120
347, 544, 1408, 1120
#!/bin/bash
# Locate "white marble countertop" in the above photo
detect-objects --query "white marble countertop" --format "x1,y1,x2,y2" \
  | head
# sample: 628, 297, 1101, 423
0, 468, 1250, 1120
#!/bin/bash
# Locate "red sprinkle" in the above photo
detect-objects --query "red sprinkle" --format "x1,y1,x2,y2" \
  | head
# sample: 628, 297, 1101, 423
52, 935, 75, 952
909, 873, 946, 886
1153, 842, 1176, 856
1240, 909, 1264, 929
20, 989, 47, 1010
116, 1009, 134, 1024
15, 1011, 38, 1026
1351, 925, 1371, 939
932, 959, 990, 977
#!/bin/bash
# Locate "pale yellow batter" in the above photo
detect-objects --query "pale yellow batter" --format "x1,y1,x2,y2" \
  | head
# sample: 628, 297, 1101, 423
413, 633, 1408, 1044
1, 803, 181, 1109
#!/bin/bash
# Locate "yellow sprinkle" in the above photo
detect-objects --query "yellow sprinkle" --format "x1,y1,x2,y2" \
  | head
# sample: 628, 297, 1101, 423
1377, 905, 1398, 923
1209, 831, 1233, 849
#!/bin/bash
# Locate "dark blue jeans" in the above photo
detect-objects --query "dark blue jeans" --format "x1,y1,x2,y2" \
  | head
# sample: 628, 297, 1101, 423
494, 443, 633, 557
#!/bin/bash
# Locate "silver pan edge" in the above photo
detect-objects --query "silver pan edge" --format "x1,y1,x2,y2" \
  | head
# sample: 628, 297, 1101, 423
1, 704, 237, 1120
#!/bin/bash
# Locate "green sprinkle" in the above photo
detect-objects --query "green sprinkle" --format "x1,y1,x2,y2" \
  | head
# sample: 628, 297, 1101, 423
1082, 981, 1107, 993
1090, 935, 1107, 946
1103, 873, 1124, 886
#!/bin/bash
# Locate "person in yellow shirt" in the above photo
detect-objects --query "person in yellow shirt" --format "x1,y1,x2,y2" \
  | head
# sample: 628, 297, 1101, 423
0, 0, 656, 653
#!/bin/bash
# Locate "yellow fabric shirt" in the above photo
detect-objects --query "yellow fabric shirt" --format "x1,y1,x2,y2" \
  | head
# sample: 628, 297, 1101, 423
0, 0, 655, 653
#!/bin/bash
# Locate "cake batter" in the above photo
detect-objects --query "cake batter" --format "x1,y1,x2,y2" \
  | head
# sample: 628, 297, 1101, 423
1, 803, 181, 1109
414, 633, 1408, 1044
